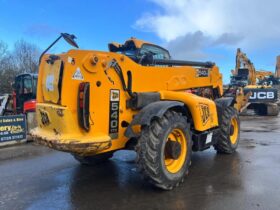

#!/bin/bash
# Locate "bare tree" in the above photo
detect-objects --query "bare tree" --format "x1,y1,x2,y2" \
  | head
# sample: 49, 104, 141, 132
0, 40, 16, 94
13, 39, 40, 73
0, 62, 18, 94
0, 39, 40, 94
0, 40, 8, 68
0, 40, 8, 57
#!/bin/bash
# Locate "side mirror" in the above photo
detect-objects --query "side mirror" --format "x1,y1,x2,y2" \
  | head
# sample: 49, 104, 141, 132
61, 33, 79, 48
39, 32, 79, 64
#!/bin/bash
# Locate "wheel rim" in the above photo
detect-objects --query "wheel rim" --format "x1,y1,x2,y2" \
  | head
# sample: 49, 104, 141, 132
229, 117, 238, 144
164, 128, 187, 174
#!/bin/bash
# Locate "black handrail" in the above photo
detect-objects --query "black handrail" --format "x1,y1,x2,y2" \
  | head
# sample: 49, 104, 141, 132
153, 59, 215, 68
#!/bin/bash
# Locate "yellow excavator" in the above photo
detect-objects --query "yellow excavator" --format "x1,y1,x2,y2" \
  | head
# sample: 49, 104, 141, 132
276, 56, 280, 78
256, 70, 274, 83
257, 56, 280, 85
231, 48, 257, 86
230, 48, 279, 116
32, 33, 248, 190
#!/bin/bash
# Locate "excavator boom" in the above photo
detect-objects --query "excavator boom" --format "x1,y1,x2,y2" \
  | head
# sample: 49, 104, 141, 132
276, 55, 280, 78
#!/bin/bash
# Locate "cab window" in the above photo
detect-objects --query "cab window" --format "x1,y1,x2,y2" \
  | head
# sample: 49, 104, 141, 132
32, 76, 38, 96
139, 44, 170, 60
23, 75, 33, 94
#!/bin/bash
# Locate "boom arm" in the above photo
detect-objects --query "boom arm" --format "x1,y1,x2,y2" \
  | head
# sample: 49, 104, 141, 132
255, 70, 273, 81
276, 56, 280, 78
234, 48, 257, 85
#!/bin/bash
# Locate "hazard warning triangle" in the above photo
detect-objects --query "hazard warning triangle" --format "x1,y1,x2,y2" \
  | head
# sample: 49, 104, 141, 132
72, 67, 84, 80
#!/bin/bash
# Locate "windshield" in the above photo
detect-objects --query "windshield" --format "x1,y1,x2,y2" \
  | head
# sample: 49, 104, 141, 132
32, 76, 38, 96
23, 75, 33, 94
120, 49, 137, 57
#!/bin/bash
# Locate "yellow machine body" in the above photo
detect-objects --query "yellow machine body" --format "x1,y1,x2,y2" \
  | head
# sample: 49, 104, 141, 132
32, 39, 225, 155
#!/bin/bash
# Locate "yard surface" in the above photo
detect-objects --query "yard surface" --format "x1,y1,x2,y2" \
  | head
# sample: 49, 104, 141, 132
0, 116, 280, 210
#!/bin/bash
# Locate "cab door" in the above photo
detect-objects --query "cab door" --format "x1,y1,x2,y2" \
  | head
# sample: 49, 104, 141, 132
14, 74, 34, 113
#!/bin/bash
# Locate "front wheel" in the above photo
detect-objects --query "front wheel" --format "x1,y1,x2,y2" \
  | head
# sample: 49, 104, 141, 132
214, 106, 240, 154
136, 110, 192, 190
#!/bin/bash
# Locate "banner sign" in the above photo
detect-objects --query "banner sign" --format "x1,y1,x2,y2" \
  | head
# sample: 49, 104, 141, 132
0, 115, 26, 142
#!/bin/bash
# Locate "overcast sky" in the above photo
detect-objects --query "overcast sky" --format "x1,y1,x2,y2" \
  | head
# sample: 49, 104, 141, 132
1, 0, 279, 83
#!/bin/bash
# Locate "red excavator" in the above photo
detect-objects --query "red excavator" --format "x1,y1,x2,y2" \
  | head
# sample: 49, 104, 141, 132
0, 73, 37, 132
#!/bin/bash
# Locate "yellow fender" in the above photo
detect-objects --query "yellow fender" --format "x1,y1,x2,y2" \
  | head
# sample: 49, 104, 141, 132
125, 91, 219, 138
159, 91, 219, 131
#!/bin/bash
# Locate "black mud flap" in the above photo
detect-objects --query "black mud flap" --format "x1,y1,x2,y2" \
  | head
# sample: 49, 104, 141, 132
215, 97, 235, 125
125, 101, 184, 138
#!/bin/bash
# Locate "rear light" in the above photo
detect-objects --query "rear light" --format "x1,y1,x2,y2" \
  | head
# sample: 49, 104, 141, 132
23, 99, 36, 113
78, 82, 90, 131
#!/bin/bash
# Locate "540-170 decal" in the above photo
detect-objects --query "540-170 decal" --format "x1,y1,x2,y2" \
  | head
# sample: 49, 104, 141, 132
196, 68, 209, 77
109, 89, 120, 139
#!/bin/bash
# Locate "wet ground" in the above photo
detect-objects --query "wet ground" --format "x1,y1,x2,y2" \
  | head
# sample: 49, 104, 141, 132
0, 116, 280, 210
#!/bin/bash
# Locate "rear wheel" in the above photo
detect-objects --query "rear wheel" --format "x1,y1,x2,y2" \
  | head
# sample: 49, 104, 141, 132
214, 106, 240, 154
73, 152, 113, 165
266, 103, 279, 116
252, 103, 279, 116
136, 110, 192, 190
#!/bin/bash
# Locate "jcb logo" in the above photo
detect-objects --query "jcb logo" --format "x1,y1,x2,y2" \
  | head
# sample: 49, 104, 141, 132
199, 104, 210, 125
250, 92, 275, 100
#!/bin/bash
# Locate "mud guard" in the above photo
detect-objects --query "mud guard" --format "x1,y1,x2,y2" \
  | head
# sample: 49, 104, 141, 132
215, 97, 235, 108
125, 101, 184, 138
215, 97, 235, 125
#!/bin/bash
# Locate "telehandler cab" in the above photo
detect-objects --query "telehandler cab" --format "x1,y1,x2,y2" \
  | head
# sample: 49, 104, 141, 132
32, 33, 243, 190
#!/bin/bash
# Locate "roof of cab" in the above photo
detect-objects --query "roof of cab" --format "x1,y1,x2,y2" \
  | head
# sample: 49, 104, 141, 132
108, 37, 151, 51
127, 37, 151, 48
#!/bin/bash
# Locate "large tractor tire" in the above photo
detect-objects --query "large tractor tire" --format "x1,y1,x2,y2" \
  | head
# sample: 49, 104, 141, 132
73, 152, 113, 165
136, 110, 192, 190
214, 106, 240, 154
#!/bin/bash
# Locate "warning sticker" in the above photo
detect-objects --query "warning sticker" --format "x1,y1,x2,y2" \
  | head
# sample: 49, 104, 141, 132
68, 56, 73, 63
72, 67, 84, 80
46, 74, 54, 91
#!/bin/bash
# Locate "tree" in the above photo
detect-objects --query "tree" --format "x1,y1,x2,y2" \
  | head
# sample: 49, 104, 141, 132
13, 39, 40, 74
0, 40, 8, 59
0, 40, 16, 94
0, 39, 41, 94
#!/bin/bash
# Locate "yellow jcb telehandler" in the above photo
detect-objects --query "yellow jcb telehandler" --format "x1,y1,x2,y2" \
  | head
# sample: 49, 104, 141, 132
32, 33, 245, 190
